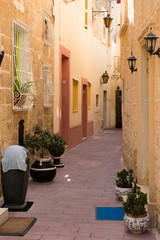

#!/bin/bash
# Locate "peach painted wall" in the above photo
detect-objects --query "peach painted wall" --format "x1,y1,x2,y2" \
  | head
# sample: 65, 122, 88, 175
53, 0, 113, 148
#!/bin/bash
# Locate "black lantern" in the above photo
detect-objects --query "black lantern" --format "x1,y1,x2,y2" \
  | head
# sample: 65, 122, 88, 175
0, 50, 4, 66
144, 28, 160, 57
127, 52, 137, 73
101, 71, 109, 84
103, 14, 113, 28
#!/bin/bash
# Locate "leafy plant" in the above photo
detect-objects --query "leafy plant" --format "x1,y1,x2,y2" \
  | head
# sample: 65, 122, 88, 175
123, 186, 148, 217
14, 78, 34, 94
116, 169, 134, 188
49, 135, 66, 157
24, 125, 52, 158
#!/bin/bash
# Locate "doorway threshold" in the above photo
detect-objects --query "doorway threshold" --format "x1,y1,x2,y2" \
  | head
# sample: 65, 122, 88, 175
82, 137, 88, 141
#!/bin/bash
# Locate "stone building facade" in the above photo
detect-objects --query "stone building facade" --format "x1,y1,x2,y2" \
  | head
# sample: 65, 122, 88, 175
120, 0, 160, 230
53, 0, 121, 149
0, 0, 55, 158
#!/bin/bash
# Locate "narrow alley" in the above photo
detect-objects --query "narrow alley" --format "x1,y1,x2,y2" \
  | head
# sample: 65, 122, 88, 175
0, 129, 157, 240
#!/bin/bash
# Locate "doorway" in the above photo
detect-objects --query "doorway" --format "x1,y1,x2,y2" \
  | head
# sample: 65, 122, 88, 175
82, 84, 87, 138
116, 88, 122, 128
60, 46, 70, 144
103, 91, 107, 129
140, 45, 149, 183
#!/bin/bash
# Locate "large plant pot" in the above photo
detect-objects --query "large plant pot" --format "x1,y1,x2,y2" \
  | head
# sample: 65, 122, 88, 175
124, 213, 149, 234
30, 156, 56, 182
115, 185, 133, 200
50, 149, 64, 168
52, 156, 64, 168
1, 159, 29, 210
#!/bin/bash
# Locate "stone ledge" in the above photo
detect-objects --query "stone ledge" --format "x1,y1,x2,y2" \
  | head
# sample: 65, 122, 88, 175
0, 208, 8, 226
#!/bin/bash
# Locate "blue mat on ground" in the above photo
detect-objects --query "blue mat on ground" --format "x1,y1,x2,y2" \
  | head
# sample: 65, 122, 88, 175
96, 207, 124, 220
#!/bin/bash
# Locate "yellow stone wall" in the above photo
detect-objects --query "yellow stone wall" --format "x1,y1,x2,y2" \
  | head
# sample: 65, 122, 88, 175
0, 0, 54, 156
121, 0, 160, 229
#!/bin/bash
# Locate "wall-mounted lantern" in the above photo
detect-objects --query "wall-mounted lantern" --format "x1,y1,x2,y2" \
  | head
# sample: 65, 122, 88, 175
0, 49, 4, 66
127, 52, 137, 73
103, 14, 113, 28
144, 28, 160, 57
101, 71, 109, 84
92, 9, 113, 28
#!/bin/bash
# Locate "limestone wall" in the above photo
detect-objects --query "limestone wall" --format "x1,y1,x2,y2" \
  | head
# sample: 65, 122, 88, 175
121, 0, 160, 229
0, 0, 54, 156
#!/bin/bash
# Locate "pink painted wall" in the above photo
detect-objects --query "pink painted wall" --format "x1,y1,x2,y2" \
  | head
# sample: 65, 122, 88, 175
59, 46, 93, 150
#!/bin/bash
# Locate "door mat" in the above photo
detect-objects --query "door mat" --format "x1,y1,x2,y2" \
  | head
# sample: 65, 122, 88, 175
96, 207, 124, 220
0, 217, 37, 236
1, 201, 33, 212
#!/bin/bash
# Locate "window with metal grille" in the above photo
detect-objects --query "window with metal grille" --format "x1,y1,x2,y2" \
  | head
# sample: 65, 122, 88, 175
73, 79, 78, 112
44, 12, 54, 45
44, 64, 54, 108
88, 82, 91, 109
12, 19, 35, 111
84, 0, 88, 29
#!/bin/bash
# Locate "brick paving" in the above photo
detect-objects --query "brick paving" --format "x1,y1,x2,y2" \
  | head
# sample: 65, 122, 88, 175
0, 129, 157, 240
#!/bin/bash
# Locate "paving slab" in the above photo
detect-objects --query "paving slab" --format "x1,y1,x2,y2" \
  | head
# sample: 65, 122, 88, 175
0, 129, 157, 240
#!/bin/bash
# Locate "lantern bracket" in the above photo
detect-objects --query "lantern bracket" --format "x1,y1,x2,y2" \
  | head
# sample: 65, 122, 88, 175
92, 8, 108, 20
149, 47, 160, 57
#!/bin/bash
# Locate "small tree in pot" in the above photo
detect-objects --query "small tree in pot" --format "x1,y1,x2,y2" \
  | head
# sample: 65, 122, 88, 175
24, 125, 56, 182
25, 124, 51, 158
49, 134, 66, 168
123, 186, 149, 234
115, 169, 134, 200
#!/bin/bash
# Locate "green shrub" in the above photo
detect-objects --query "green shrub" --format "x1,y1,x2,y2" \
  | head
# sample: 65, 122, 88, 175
123, 186, 148, 217
49, 135, 66, 157
116, 169, 134, 188
24, 124, 52, 158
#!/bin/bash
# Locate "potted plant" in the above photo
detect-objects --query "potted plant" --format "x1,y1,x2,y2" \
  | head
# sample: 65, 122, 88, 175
49, 135, 66, 168
24, 125, 56, 182
13, 77, 34, 108
115, 169, 134, 200
123, 186, 149, 234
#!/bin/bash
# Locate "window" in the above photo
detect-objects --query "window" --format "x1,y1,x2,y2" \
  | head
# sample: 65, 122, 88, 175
73, 79, 78, 112
88, 82, 91, 109
113, 56, 121, 73
84, 0, 88, 29
96, 94, 99, 108
43, 64, 54, 108
12, 19, 34, 111
44, 12, 54, 45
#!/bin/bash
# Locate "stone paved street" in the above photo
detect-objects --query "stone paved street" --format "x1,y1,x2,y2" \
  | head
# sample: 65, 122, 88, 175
0, 129, 157, 240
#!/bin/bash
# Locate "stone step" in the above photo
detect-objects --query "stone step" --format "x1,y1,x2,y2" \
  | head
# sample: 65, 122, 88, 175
0, 208, 8, 226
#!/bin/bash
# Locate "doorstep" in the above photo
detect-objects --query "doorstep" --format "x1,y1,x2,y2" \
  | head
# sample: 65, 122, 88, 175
0, 208, 8, 226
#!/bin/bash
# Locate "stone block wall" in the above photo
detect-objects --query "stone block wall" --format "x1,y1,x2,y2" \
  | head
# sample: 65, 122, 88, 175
121, 0, 160, 230
0, 0, 55, 179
